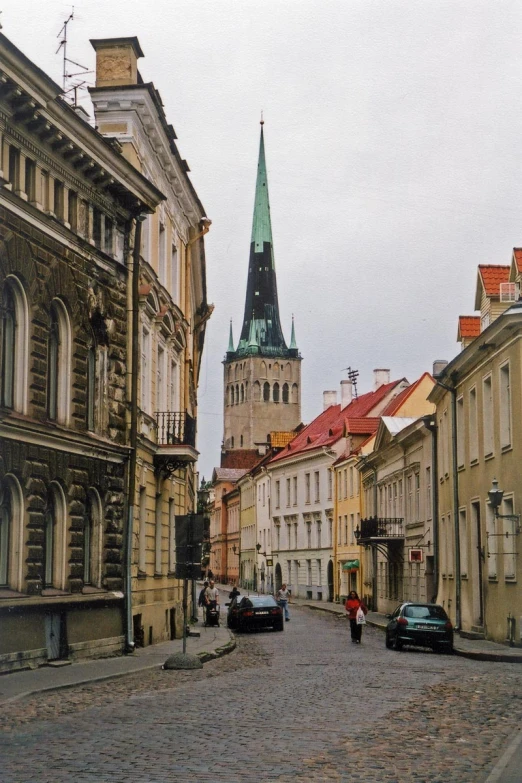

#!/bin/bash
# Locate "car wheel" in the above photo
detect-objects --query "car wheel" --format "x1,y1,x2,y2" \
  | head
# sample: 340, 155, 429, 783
385, 632, 393, 649
393, 635, 403, 651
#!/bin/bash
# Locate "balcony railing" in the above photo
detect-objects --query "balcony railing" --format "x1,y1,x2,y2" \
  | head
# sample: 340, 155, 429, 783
155, 411, 196, 447
358, 517, 404, 540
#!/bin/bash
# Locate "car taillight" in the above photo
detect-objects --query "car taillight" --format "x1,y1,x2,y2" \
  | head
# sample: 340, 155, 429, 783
397, 617, 408, 626
270, 608, 281, 615
243, 611, 254, 617
445, 621, 453, 630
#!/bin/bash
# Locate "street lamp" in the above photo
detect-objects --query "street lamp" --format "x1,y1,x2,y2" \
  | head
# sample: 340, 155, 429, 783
488, 479, 521, 532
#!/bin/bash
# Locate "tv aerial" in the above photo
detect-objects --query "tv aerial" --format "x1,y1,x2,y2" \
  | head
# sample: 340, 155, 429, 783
342, 366, 359, 398
56, 8, 92, 106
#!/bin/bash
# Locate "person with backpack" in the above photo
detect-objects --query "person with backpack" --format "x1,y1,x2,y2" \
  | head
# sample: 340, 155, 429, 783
345, 590, 368, 644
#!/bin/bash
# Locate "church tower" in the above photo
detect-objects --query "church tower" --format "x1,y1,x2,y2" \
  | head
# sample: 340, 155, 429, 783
223, 122, 302, 453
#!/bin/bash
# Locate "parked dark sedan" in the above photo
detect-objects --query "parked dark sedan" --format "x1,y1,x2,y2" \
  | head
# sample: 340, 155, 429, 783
226, 594, 284, 632
385, 602, 453, 653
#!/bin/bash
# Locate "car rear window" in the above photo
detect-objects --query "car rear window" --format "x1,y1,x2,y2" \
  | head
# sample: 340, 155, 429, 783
242, 596, 277, 608
404, 605, 448, 620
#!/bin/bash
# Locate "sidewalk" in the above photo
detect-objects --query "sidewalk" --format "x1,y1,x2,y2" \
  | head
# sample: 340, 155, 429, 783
0, 616, 234, 706
286, 595, 522, 663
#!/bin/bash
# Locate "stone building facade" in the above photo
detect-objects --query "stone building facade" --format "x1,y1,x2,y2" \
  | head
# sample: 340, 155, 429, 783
0, 32, 161, 671
90, 38, 212, 647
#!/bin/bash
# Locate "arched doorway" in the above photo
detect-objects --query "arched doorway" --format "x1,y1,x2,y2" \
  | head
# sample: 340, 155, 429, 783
275, 562, 283, 593
327, 559, 334, 602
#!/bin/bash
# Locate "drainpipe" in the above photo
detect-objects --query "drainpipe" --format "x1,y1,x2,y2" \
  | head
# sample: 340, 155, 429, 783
123, 215, 145, 653
434, 376, 461, 630
423, 415, 439, 602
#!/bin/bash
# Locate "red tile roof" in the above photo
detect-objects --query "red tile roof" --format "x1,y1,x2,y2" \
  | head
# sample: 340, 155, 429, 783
478, 265, 510, 297
381, 372, 433, 416
458, 315, 481, 339
269, 380, 405, 464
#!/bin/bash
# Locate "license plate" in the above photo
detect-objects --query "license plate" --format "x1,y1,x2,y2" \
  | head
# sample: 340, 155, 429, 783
415, 624, 432, 630
256, 611, 269, 615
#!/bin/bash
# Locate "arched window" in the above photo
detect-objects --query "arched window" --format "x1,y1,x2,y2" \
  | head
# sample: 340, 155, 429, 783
44, 483, 67, 590
263, 382, 270, 402
273, 362, 280, 378
0, 475, 23, 591
253, 381, 261, 402
245, 381, 249, 401
1, 277, 28, 412
235, 364, 239, 381
273, 382, 280, 403
235, 384, 239, 404
291, 383, 299, 404
0, 483, 11, 586
231, 436, 235, 448
48, 299, 72, 424
285, 362, 292, 380
84, 489, 103, 588
282, 383, 289, 403
240, 435, 243, 447
260, 361, 267, 378
240, 384, 244, 403
229, 385, 234, 406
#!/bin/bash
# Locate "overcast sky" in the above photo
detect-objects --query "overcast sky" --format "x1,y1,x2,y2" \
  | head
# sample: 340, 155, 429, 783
4, 1, 522, 479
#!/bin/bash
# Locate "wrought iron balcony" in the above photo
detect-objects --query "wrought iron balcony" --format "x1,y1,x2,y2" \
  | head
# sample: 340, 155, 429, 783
153, 411, 198, 477
355, 517, 404, 543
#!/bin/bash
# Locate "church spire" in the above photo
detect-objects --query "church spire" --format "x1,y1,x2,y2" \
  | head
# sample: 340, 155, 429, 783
289, 315, 298, 351
227, 319, 234, 352
234, 121, 289, 358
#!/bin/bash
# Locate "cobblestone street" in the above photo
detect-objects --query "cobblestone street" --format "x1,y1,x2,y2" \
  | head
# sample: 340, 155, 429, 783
2, 605, 521, 782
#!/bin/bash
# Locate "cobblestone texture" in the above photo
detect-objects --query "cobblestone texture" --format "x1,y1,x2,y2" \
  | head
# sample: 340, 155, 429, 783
2, 606, 521, 782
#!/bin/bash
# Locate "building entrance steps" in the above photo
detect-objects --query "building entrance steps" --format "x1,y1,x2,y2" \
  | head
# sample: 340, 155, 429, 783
0, 613, 234, 706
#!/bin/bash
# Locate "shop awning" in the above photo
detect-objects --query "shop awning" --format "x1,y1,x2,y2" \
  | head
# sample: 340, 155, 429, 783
342, 559, 360, 570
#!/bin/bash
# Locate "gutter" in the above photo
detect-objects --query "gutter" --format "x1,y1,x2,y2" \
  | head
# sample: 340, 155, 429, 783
123, 215, 144, 653
422, 415, 439, 602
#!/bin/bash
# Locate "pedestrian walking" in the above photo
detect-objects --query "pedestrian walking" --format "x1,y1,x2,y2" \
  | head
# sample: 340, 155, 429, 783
198, 581, 209, 608
205, 580, 219, 609
345, 590, 368, 644
229, 585, 240, 600
276, 583, 291, 621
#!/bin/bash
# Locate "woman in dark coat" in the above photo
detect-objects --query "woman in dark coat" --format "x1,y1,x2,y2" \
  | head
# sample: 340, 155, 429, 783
345, 590, 368, 644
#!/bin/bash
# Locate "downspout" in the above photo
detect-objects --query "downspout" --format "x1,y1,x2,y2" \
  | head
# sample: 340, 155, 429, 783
434, 377, 461, 630
124, 215, 144, 653
423, 415, 439, 602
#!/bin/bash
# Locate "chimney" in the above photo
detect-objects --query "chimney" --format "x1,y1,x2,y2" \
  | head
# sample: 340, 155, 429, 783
374, 369, 390, 390
90, 37, 144, 88
432, 359, 448, 378
323, 390, 338, 410
340, 380, 352, 410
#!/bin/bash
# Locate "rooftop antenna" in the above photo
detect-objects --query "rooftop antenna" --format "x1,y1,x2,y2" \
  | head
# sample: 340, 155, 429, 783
56, 8, 92, 105
342, 366, 359, 398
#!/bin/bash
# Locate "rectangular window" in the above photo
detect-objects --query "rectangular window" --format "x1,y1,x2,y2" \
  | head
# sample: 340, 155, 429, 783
286, 478, 291, 507
156, 345, 165, 410
407, 476, 413, 520
317, 522, 322, 549
349, 467, 354, 497
469, 388, 478, 463
68, 190, 78, 232
343, 469, 348, 499
314, 471, 320, 503
456, 395, 464, 468
398, 479, 403, 516
447, 512, 454, 578
305, 473, 311, 504
307, 559, 312, 584
502, 497, 516, 580
169, 361, 178, 412
500, 363, 512, 449
159, 223, 166, 284
171, 244, 178, 301
426, 467, 431, 519
275, 480, 280, 509
317, 559, 322, 586
93, 207, 102, 248
459, 508, 468, 578
337, 471, 342, 501
307, 522, 312, 549
8, 145, 19, 189
25, 158, 35, 202
337, 515, 342, 545
53, 179, 64, 220
293, 476, 297, 505
104, 217, 114, 255
41, 170, 50, 212
141, 327, 150, 413
483, 375, 493, 457
486, 503, 497, 579
344, 515, 348, 545
327, 470, 332, 500
415, 474, 420, 521
350, 513, 355, 544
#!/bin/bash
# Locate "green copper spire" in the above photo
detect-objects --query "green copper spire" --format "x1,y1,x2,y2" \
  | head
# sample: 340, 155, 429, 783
251, 123, 274, 257
227, 320, 234, 352
289, 315, 297, 350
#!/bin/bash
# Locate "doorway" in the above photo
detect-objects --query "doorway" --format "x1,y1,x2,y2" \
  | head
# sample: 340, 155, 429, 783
45, 612, 66, 661
471, 501, 484, 627
327, 560, 334, 602
274, 562, 282, 593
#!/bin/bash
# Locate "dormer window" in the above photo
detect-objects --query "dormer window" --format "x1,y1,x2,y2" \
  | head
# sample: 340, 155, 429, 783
500, 282, 520, 303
